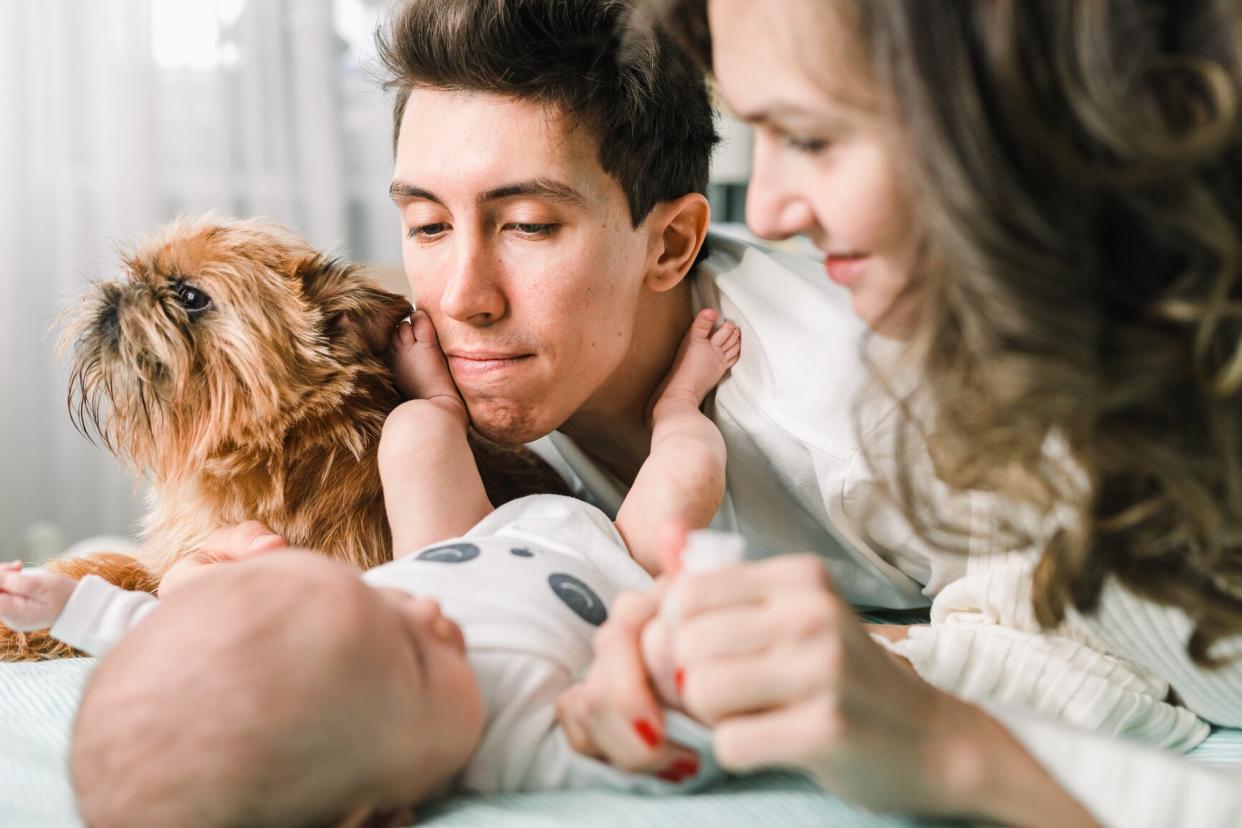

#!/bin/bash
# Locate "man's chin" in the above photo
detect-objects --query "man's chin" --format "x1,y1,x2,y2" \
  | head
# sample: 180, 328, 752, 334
464, 400, 552, 447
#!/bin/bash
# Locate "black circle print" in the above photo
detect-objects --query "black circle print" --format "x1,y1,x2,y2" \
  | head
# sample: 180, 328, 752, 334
510, 547, 534, 558
415, 543, 481, 563
548, 573, 607, 626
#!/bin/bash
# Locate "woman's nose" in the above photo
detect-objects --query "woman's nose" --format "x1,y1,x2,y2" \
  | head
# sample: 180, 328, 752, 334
745, 137, 818, 241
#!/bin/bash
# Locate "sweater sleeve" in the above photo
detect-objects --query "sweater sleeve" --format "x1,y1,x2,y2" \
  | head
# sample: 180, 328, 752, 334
1066, 578, 1242, 728
48, 575, 159, 657
987, 703, 1242, 828
886, 559, 1213, 752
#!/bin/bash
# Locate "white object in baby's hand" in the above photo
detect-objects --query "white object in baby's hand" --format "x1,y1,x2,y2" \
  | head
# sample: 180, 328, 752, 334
643, 531, 747, 706
680, 529, 746, 573
661, 529, 746, 624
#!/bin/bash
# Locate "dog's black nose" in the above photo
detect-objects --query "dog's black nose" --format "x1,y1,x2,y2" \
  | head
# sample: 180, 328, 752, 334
97, 303, 119, 340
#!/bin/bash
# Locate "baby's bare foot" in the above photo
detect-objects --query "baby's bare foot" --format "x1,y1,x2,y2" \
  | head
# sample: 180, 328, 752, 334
391, 311, 467, 419
650, 309, 741, 422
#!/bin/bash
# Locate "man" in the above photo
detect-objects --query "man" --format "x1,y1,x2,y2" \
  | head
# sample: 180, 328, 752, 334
375, 0, 935, 610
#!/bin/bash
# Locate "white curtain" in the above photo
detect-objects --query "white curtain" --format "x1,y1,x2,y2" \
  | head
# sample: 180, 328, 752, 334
0, 0, 399, 562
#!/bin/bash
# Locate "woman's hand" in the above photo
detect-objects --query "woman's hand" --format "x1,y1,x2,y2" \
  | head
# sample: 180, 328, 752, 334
669, 554, 1099, 825
556, 588, 703, 783
158, 521, 287, 597
668, 554, 950, 807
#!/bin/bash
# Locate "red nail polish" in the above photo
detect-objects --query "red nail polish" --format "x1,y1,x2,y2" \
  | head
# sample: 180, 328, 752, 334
674, 667, 685, 694
656, 766, 681, 783
672, 756, 699, 777
656, 756, 699, 783
632, 719, 661, 748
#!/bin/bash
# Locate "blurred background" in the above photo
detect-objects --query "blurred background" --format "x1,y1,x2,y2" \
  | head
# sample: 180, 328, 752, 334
0, 0, 754, 563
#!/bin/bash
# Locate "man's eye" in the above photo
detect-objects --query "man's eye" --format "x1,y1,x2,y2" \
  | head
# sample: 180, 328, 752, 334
174, 282, 211, 315
506, 223, 558, 238
407, 223, 450, 239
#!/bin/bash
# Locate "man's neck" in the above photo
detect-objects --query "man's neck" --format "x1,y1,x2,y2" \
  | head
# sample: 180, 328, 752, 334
559, 279, 694, 487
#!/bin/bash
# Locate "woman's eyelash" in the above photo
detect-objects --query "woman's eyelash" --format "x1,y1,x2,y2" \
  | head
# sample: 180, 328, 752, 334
784, 136, 829, 154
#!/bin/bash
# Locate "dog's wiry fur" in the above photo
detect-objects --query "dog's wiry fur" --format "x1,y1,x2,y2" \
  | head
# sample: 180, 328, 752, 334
2, 217, 566, 661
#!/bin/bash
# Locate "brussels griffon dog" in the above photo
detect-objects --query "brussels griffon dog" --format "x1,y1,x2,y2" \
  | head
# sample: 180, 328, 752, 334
1, 218, 564, 660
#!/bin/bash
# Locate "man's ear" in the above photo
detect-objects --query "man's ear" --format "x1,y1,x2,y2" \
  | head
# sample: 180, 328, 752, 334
642, 193, 711, 293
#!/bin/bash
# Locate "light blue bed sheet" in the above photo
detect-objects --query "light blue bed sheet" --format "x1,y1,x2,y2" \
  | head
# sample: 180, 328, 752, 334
3, 658, 1239, 828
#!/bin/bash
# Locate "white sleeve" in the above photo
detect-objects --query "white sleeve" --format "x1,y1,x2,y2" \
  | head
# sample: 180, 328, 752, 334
48, 575, 159, 657
1067, 578, 1242, 728
886, 560, 1212, 751
988, 704, 1242, 828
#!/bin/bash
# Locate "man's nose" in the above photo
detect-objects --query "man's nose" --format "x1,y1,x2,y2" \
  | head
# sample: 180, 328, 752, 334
438, 231, 506, 325
745, 135, 817, 241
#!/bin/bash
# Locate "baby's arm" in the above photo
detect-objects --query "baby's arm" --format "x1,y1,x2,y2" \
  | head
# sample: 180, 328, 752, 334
382, 312, 493, 556
0, 564, 158, 657
615, 310, 740, 574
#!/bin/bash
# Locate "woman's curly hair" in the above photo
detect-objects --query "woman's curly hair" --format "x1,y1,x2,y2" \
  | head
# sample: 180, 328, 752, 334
654, 0, 1242, 664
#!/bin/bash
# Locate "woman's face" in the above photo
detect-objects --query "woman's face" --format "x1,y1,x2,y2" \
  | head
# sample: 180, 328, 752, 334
707, 0, 918, 334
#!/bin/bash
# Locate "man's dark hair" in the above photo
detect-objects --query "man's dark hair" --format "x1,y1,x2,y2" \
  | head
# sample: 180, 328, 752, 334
376, 0, 719, 227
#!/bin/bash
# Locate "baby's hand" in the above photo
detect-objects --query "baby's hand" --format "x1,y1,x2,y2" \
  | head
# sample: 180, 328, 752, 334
0, 562, 79, 631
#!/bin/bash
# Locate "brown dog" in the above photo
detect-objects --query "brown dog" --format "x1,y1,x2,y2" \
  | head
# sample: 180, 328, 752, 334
2, 218, 564, 660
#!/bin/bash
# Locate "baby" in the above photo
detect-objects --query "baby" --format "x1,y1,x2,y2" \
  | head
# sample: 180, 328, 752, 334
0, 309, 740, 827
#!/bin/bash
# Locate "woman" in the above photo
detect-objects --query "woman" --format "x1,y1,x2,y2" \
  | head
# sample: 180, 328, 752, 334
556, 1, 1242, 824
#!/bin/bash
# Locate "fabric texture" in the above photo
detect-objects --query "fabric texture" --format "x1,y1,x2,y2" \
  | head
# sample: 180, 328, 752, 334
49, 575, 159, 659
5, 655, 1242, 827
888, 559, 1216, 752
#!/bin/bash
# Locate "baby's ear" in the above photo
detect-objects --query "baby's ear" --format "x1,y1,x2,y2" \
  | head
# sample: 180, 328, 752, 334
298, 256, 413, 356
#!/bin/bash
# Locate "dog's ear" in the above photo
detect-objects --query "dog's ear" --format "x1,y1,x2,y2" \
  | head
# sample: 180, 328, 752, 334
298, 256, 413, 356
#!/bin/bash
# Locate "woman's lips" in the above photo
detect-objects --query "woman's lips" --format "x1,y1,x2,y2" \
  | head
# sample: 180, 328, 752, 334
825, 254, 869, 286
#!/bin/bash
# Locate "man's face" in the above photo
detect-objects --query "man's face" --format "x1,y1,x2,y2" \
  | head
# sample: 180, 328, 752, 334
392, 89, 652, 444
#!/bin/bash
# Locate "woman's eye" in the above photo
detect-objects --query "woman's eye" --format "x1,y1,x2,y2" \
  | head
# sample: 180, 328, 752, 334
407, 223, 450, 239
174, 283, 211, 315
506, 223, 558, 238
784, 135, 830, 155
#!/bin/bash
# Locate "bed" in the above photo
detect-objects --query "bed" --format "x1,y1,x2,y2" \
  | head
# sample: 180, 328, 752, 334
4, 658, 1240, 827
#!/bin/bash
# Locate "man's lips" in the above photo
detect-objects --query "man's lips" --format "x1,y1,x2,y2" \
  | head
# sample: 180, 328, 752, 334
446, 351, 535, 378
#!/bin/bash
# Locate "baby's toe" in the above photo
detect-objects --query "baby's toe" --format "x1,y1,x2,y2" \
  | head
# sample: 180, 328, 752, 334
691, 308, 718, 338
411, 311, 441, 348
710, 320, 739, 348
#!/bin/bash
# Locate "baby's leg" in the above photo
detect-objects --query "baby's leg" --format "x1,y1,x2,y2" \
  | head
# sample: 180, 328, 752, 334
616, 309, 740, 574
381, 312, 492, 556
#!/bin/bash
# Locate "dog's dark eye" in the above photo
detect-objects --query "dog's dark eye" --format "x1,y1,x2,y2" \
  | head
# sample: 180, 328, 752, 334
174, 283, 211, 315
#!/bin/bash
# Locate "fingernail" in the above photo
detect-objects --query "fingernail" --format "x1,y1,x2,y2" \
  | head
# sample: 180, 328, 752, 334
632, 719, 661, 748
675, 667, 685, 694
656, 756, 700, 783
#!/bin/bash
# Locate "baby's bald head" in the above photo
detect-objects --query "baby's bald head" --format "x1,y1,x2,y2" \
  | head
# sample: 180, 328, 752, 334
70, 551, 438, 828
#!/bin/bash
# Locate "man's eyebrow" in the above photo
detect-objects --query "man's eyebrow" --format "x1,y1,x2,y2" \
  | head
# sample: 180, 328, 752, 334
479, 178, 587, 207
389, 181, 442, 205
